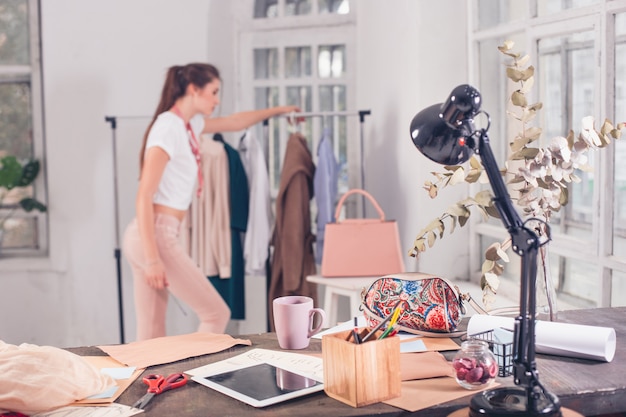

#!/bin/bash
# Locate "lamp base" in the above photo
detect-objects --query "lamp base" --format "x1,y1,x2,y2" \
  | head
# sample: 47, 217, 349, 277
468, 387, 561, 417
448, 406, 583, 417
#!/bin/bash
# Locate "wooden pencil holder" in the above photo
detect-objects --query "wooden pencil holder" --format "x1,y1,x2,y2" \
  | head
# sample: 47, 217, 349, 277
322, 329, 401, 407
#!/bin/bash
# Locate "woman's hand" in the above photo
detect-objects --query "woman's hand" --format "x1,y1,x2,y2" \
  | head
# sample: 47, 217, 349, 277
281, 105, 305, 124
144, 258, 169, 289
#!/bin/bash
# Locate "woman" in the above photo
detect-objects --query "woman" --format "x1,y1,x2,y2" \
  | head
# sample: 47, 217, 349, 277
123, 63, 299, 341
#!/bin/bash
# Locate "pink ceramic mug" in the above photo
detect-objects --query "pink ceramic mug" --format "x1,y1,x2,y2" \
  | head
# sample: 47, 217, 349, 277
273, 296, 326, 350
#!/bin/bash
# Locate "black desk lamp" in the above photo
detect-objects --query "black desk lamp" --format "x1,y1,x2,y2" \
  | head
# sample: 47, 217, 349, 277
410, 85, 561, 417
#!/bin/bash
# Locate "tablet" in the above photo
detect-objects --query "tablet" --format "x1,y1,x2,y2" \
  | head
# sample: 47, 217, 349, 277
191, 362, 324, 407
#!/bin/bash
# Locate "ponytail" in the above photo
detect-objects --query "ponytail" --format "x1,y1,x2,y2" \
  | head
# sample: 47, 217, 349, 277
139, 63, 220, 170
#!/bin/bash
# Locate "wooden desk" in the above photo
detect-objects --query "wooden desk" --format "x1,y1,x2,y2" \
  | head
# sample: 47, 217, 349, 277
70, 307, 625, 417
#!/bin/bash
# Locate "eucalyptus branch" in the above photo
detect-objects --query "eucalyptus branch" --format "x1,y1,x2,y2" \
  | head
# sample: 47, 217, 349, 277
411, 40, 625, 308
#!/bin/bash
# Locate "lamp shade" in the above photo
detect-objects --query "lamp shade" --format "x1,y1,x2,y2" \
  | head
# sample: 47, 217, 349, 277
409, 84, 482, 166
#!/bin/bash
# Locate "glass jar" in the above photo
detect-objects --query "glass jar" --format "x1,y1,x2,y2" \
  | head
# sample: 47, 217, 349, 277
452, 339, 498, 390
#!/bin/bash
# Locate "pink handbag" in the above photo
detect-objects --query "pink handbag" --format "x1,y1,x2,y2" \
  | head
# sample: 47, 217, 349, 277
321, 189, 405, 277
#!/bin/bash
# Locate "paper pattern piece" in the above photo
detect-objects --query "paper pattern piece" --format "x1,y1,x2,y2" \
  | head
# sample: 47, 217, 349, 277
31, 403, 143, 417
467, 315, 616, 362
98, 332, 252, 368
74, 357, 142, 405
399, 351, 454, 381
384, 376, 498, 412
186, 348, 324, 381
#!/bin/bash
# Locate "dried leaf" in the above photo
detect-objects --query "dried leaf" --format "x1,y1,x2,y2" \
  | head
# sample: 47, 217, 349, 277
498, 40, 515, 52
449, 166, 466, 185
511, 137, 530, 152
427, 230, 436, 247
482, 259, 495, 273
470, 156, 482, 169
520, 76, 535, 94
474, 190, 493, 206
484, 272, 500, 292
506, 67, 526, 82
458, 212, 470, 227
517, 54, 531, 67
511, 90, 527, 107
465, 170, 482, 183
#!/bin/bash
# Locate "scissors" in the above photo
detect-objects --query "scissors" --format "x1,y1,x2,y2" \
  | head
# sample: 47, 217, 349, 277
132, 373, 188, 409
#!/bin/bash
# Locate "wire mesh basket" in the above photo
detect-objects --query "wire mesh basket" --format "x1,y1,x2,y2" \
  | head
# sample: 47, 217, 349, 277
469, 328, 513, 377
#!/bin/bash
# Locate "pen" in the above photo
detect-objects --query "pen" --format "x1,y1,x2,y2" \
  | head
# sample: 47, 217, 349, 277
361, 301, 402, 343
352, 317, 361, 344
378, 305, 402, 340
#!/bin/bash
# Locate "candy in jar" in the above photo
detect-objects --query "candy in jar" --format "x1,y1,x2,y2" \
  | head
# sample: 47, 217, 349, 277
452, 339, 498, 390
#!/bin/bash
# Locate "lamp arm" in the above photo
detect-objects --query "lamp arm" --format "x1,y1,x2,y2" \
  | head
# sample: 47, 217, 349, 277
475, 127, 552, 409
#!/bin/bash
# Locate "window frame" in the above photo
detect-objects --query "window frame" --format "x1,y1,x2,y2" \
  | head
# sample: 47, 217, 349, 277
0, 0, 48, 258
236, 1, 359, 201
468, 0, 626, 308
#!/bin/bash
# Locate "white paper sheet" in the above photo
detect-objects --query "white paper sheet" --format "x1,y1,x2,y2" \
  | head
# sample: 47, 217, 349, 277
32, 403, 143, 417
467, 314, 616, 362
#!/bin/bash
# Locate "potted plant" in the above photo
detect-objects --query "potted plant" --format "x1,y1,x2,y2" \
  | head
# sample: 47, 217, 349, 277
0, 155, 47, 247
409, 41, 625, 319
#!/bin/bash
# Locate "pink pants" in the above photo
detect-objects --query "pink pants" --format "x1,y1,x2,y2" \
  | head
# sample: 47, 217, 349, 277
122, 213, 230, 341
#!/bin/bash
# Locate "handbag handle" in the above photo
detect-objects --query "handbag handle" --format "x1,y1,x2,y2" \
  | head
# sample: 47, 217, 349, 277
334, 188, 386, 222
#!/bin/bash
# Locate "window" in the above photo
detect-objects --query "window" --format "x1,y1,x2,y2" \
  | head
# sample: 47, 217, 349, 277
0, 0, 47, 256
240, 0, 357, 199
470, 1, 626, 308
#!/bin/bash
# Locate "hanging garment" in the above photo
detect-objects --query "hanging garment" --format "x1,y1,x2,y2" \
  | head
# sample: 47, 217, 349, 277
209, 141, 249, 320
313, 128, 339, 265
238, 129, 273, 276
268, 132, 317, 330
182, 137, 231, 278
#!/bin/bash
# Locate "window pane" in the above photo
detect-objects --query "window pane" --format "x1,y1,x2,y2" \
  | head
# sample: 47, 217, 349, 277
318, 45, 345, 78
319, 85, 348, 192
613, 13, 626, 259
537, 31, 595, 235
0, 82, 33, 159
536, 0, 599, 17
319, 0, 349, 14
285, 46, 311, 78
557, 255, 599, 307
0, 0, 30, 65
254, 0, 278, 18
285, 0, 311, 16
0, 216, 38, 250
476, 0, 526, 30
254, 48, 279, 79
255, 87, 280, 189
611, 270, 626, 307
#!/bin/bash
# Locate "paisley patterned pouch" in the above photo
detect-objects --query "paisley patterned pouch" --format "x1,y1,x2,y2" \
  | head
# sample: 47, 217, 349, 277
361, 272, 474, 337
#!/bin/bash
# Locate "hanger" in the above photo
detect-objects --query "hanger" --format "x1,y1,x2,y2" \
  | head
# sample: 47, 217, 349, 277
288, 111, 298, 134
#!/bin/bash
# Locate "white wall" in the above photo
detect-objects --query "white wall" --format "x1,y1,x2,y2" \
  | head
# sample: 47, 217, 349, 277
355, 1, 470, 279
0, 0, 470, 348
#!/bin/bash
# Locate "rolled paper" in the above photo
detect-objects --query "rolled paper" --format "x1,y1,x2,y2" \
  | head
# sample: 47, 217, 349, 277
467, 314, 616, 362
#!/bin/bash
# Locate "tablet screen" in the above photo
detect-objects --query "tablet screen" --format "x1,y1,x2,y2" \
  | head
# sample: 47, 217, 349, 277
194, 362, 323, 407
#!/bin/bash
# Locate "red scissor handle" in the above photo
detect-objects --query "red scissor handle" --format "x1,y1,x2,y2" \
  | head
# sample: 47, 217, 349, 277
160, 373, 188, 393
143, 374, 165, 394
143, 373, 188, 394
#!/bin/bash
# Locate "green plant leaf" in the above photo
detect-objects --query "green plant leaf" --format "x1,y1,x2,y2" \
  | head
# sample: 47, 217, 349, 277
19, 198, 47, 212
0, 156, 23, 190
17, 160, 41, 187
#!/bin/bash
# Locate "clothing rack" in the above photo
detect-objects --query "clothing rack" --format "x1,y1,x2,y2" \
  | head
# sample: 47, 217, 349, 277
264, 109, 371, 197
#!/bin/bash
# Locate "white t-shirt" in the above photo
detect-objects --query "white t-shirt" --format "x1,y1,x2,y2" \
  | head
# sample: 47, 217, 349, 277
145, 111, 205, 210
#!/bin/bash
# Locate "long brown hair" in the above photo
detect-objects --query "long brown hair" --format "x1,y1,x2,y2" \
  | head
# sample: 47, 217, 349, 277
139, 63, 220, 170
